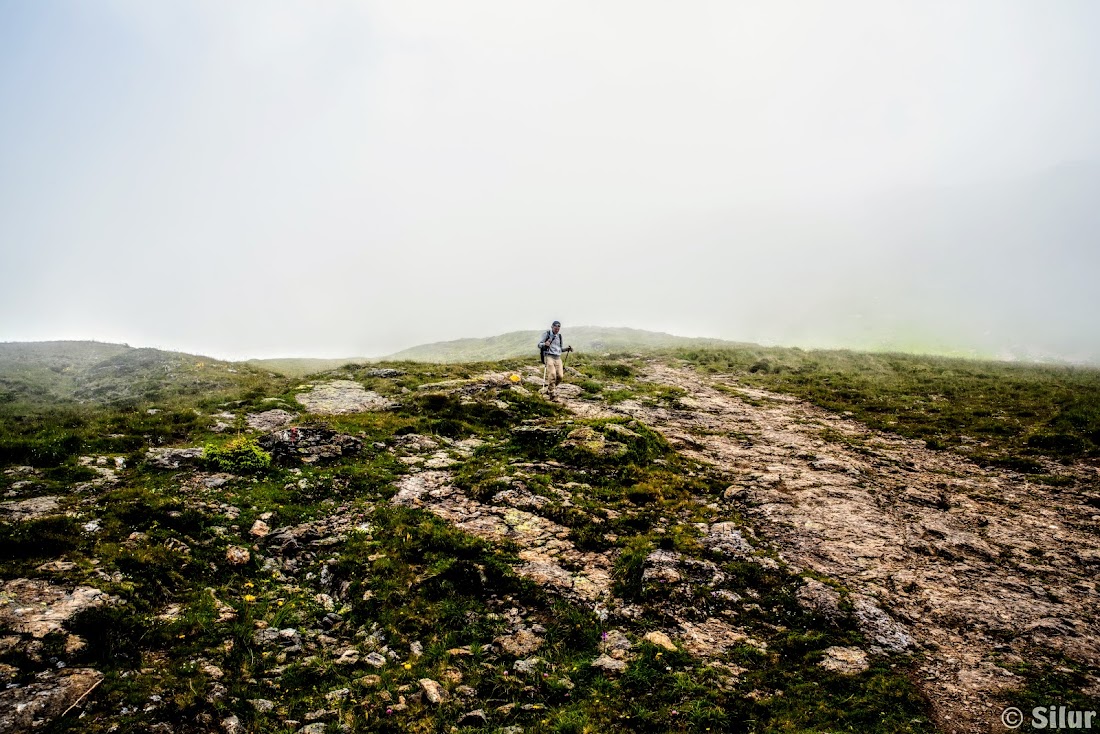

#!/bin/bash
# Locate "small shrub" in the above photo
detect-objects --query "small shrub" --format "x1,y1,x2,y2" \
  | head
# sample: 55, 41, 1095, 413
1026, 433, 1085, 455
595, 362, 634, 379
203, 436, 271, 473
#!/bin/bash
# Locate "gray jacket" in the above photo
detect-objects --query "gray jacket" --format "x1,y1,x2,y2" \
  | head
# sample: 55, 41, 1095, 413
539, 330, 563, 357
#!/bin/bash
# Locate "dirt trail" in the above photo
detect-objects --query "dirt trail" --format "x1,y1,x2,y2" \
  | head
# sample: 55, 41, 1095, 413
567, 362, 1100, 733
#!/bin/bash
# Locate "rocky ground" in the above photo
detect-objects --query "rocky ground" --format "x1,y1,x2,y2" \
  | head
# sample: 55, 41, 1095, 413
0, 359, 1096, 733
566, 362, 1100, 732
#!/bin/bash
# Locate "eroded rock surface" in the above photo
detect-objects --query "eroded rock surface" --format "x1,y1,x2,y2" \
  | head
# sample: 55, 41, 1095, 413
145, 447, 204, 470
258, 427, 362, 464
295, 381, 396, 414
567, 363, 1100, 733
246, 409, 298, 431
0, 667, 103, 734
391, 471, 612, 604
0, 495, 60, 521
0, 579, 113, 637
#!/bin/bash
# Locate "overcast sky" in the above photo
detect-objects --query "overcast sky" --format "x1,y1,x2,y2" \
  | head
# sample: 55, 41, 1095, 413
2, 1, 1098, 362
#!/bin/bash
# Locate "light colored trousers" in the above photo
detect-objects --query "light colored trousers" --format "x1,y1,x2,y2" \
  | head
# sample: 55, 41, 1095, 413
545, 355, 564, 390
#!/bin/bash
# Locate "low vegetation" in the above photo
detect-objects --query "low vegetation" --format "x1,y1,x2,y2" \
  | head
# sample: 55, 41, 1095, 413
674, 346, 1100, 467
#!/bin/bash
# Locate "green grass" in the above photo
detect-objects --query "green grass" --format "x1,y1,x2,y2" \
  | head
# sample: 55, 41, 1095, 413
675, 347, 1100, 466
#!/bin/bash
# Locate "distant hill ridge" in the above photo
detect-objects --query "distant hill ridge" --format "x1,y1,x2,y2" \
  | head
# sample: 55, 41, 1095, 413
0, 340, 263, 406
242, 327, 745, 374
380, 326, 742, 363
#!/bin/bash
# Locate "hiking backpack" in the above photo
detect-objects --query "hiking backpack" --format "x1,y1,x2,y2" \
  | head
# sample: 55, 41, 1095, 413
539, 330, 562, 364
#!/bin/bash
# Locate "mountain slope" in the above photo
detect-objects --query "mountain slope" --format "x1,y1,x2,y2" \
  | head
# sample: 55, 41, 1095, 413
0, 341, 269, 406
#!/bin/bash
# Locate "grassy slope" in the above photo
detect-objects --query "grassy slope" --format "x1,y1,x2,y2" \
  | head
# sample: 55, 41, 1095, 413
0, 341, 270, 408
673, 346, 1100, 466
244, 357, 374, 377
0, 355, 942, 733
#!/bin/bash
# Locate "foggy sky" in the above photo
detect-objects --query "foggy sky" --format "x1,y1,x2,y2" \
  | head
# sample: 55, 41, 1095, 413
2, 1, 1098, 362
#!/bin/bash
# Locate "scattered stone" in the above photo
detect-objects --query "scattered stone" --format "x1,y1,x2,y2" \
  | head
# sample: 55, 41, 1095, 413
553, 383, 584, 399
604, 423, 640, 439
458, 709, 488, 726
199, 661, 224, 679
561, 426, 626, 458
0, 495, 60, 521
419, 678, 447, 705
325, 688, 350, 703
253, 628, 302, 649
513, 657, 543, 674
424, 452, 458, 468
699, 521, 756, 557
678, 618, 765, 658
599, 629, 633, 659
295, 380, 397, 414
590, 654, 628, 675
297, 724, 326, 734
145, 447, 204, 470
509, 424, 566, 446
851, 595, 913, 653
364, 651, 386, 667
225, 546, 251, 566
497, 629, 544, 657
797, 579, 843, 620
819, 646, 870, 675
245, 409, 297, 431
249, 699, 275, 713
206, 589, 237, 622
641, 549, 682, 583
258, 427, 363, 465
35, 560, 77, 573
642, 631, 677, 651
336, 649, 361, 665
250, 519, 271, 538
366, 368, 405, 378
162, 537, 189, 556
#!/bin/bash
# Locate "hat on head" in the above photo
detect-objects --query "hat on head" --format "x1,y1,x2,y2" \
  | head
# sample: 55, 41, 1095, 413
552, 320, 561, 327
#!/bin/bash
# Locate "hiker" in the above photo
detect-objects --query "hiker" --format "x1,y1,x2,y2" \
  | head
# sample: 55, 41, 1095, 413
539, 320, 573, 399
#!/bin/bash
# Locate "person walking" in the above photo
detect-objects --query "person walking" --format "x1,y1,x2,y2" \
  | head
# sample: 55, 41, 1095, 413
538, 320, 572, 399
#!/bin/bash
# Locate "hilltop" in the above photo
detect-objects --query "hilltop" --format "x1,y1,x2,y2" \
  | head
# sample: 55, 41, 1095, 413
381, 326, 743, 363
242, 327, 744, 376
